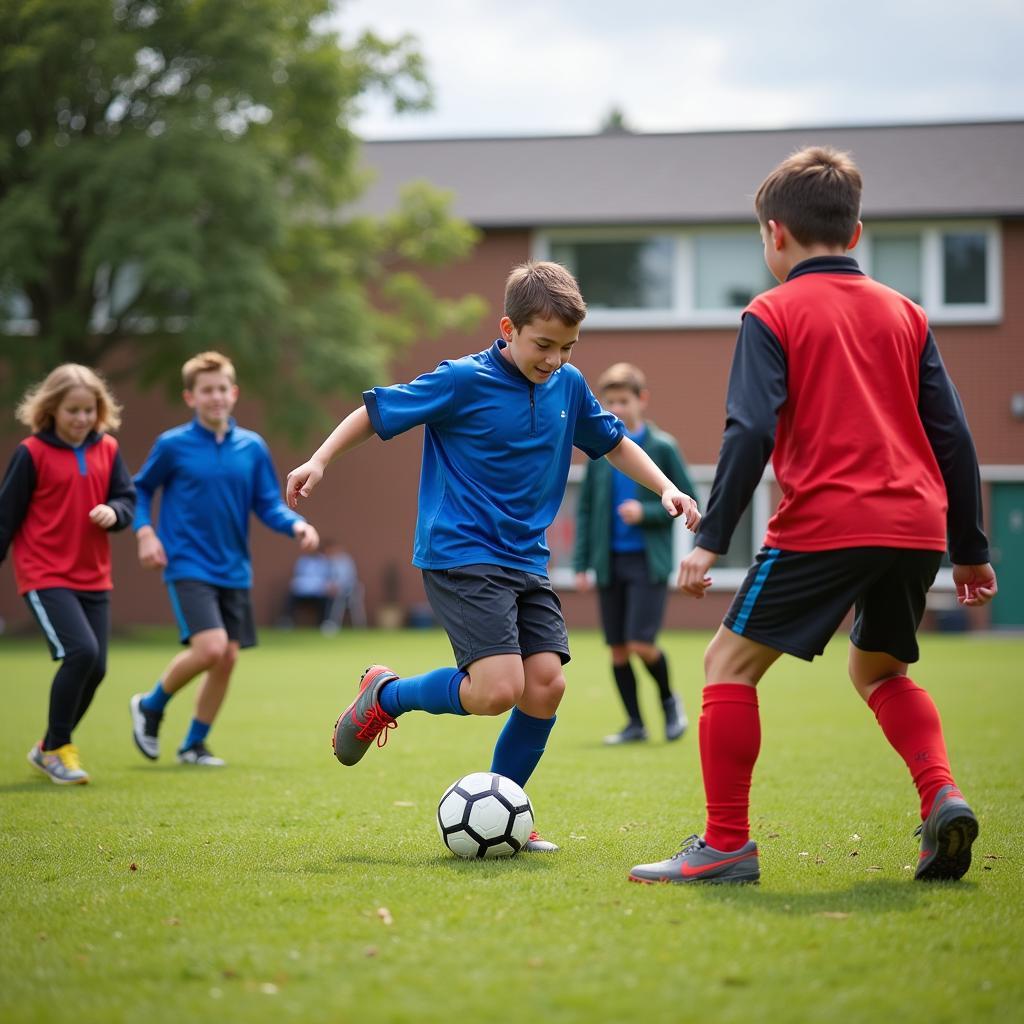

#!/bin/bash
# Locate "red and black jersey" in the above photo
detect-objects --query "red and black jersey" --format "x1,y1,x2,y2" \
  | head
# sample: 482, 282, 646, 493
0, 430, 135, 594
697, 256, 989, 564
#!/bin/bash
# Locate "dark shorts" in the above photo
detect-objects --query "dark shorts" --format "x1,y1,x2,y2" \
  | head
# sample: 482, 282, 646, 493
24, 587, 110, 664
166, 578, 257, 649
598, 551, 668, 646
422, 564, 570, 670
724, 546, 943, 663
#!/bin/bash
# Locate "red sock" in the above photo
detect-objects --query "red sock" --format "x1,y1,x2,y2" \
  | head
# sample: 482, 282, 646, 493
700, 683, 761, 852
867, 676, 956, 819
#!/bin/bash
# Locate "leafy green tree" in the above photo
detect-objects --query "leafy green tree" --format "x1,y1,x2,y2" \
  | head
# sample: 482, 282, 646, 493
0, 0, 484, 437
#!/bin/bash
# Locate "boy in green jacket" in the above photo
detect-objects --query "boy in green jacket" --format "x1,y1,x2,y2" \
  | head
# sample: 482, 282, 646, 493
574, 363, 697, 744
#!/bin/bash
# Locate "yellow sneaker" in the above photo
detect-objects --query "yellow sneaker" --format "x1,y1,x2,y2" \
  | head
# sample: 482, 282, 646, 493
27, 742, 90, 785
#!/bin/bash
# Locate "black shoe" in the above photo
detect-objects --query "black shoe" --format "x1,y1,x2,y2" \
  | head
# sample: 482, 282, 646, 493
603, 721, 648, 745
663, 695, 688, 742
914, 785, 978, 881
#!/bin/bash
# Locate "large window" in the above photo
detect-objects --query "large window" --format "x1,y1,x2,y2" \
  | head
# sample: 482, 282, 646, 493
535, 221, 1001, 328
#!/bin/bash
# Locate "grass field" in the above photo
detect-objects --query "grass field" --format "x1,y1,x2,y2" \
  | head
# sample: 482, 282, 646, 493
1, 627, 1022, 1024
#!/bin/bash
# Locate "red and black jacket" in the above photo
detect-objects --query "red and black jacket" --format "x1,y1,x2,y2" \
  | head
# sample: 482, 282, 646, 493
0, 430, 135, 594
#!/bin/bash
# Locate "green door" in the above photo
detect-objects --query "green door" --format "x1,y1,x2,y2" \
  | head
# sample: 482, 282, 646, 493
991, 483, 1024, 627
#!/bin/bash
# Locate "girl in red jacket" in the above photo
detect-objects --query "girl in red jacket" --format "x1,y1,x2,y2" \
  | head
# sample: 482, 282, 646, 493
0, 365, 135, 784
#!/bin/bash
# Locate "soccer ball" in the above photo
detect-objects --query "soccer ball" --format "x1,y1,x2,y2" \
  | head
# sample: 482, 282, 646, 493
437, 772, 534, 859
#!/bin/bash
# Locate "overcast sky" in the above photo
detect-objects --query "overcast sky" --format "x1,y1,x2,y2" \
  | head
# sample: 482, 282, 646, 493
337, 0, 1024, 138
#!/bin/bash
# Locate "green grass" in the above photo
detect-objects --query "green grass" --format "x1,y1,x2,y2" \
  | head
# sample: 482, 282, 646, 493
1, 628, 1021, 1024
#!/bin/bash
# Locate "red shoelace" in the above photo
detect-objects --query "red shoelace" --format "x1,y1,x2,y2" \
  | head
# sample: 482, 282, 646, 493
355, 704, 397, 747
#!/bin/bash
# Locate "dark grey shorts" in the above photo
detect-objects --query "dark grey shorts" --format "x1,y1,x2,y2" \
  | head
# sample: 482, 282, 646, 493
598, 551, 669, 646
422, 564, 570, 670
166, 578, 257, 649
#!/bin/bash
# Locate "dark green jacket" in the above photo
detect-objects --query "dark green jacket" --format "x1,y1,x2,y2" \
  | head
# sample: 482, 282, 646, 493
573, 423, 696, 586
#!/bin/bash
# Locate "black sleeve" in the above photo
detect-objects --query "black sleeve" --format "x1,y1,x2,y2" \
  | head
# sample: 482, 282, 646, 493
0, 445, 36, 564
917, 330, 990, 565
696, 314, 787, 554
105, 449, 137, 532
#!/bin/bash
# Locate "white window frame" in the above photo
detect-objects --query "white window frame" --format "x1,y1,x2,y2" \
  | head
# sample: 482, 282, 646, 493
855, 220, 1001, 324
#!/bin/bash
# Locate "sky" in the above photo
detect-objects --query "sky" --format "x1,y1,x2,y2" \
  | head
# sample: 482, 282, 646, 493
336, 0, 1024, 139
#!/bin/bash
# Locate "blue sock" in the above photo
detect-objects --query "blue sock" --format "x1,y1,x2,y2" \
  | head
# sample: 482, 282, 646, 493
140, 680, 172, 714
378, 667, 468, 718
490, 708, 556, 788
181, 718, 211, 751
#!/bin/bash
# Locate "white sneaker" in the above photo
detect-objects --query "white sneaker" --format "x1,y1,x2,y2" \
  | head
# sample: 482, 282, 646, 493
177, 743, 226, 767
27, 742, 90, 784
130, 693, 162, 760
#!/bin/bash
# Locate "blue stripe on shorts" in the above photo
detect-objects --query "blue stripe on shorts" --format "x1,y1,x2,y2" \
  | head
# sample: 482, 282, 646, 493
166, 581, 189, 642
732, 548, 782, 635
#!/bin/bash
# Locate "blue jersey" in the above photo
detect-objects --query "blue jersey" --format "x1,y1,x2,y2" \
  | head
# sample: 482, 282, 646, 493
610, 424, 647, 553
133, 418, 302, 588
364, 340, 625, 575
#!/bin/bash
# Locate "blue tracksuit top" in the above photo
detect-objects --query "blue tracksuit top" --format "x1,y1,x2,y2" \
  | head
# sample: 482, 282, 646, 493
133, 418, 302, 588
363, 339, 625, 574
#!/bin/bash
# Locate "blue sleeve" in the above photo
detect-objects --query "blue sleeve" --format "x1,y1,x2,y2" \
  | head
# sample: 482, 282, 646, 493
696, 312, 788, 555
252, 439, 303, 537
572, 375, 626, 459
363, 362, 457, 441
132, 435, 174, 531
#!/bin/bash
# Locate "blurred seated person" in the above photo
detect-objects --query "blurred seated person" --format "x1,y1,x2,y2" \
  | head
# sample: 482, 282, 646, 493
281, 540, 363, 632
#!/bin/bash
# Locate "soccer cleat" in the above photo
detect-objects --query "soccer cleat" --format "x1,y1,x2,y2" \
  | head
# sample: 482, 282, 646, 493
176, 743, 226, 767
522, 830, 559, 853
130, 693, 163, 760
27, 742, 90, 785
603, 721, 648, 745
914, 785, 979, 881
663, 695, 688, 742
332, 664, 399, 766
628, 834, 760, 884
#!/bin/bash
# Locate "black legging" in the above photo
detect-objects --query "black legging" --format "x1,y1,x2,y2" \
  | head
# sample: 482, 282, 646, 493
24, 588, 110, 750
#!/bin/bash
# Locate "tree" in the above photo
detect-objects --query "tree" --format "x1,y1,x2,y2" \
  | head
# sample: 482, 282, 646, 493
0, 0, 485, 438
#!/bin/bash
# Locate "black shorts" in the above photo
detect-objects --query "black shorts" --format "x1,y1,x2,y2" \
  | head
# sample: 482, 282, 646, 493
598, 551, 668, 646
422, 564, 570, 670
166, 578, 256, 649
724, 546, 943, 663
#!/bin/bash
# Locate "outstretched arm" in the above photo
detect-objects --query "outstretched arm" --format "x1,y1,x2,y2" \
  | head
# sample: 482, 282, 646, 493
605, 436, 700, 531
286, 406, 375, 508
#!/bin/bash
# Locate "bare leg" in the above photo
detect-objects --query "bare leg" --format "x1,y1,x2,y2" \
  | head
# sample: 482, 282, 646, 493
159, 628, 229, 695
458, 654, 525, 716
193, 641, 240, 725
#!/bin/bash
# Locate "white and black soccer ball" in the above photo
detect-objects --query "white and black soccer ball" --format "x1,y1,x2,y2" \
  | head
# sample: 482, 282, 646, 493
437, 772, 534, 859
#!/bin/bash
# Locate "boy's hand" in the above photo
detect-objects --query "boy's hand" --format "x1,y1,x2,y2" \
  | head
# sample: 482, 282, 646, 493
953, 563, 998, 606
294, 521, 320, 552
286, 460, 324, 508
136, 526, 167, 570
575, 571, 593, 592
89, 504, 117, 529
661, 489, 701, 531
677, 546, 716, 598
616, 499, 643, 525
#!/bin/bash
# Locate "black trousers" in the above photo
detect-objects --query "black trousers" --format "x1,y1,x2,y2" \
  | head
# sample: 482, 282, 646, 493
24, 588, 110, 749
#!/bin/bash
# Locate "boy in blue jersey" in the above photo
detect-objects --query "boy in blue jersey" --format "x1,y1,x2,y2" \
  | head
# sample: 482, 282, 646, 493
130, 352, 320, 766
287, 261, 700, 850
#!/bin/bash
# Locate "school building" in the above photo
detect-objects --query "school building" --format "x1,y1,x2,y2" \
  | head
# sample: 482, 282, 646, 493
1, 120, 1022, 634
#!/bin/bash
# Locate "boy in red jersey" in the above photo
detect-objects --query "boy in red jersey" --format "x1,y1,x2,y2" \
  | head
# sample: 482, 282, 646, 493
630, 147, 997, 886
0, 365, 136, 784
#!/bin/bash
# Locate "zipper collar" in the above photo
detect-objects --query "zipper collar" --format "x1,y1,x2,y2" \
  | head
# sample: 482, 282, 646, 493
488, 339, 534, 385
36, 429, 102, 451
190, 416, 236, 441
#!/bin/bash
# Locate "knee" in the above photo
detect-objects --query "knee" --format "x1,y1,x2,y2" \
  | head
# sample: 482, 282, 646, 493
65, 636, 101, 675
609, 644, 630, 665
628, 641, 658, 662
192, 634, 229, 668
530, 669, 566, 714
218, 645, 239, 673
473, 681, 523, 716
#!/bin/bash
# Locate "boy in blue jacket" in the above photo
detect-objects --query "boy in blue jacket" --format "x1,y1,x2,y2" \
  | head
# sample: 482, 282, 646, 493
130, 352, 319, 766
287, 261, 700, 849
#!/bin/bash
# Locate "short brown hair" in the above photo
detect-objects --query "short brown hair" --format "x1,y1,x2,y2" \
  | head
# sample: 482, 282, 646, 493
504, 260, 587, 330
754, 146, 862, 248
598, 362, 647, 396
182, 351, 236, 391
15, 364, 122, 434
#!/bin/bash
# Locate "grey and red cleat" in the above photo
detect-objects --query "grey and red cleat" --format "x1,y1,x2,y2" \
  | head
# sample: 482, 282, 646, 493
523, 830, 559, 853
914, 785, 979, 881
332, 664, 399, 766
629, 834, 760, 884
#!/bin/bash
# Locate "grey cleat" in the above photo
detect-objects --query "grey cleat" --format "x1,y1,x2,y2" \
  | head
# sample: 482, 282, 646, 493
914, 785, 978, 881
663, 695, 688, 742
177, 743, 226, 767
130, 693, 162, 760
27, 742, 90, 785
603, 721, 648, 745
629, 834, 760, 884
523, 830, 559, 852
332, 664, 399, 766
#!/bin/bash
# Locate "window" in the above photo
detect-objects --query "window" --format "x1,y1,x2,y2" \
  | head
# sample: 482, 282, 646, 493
863, 222, 1000, 323
549, 237, 673, 310
694, 234, 774, 310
